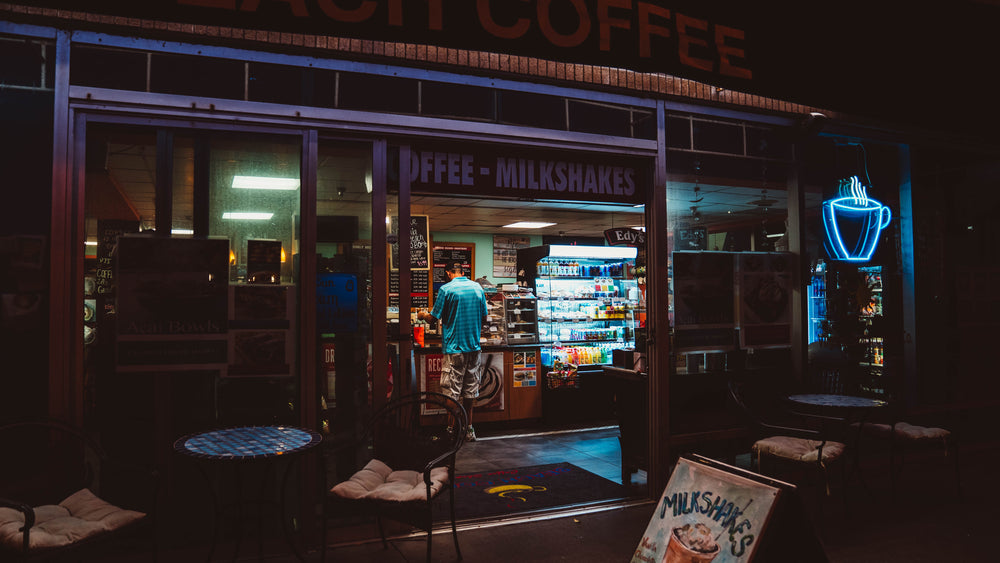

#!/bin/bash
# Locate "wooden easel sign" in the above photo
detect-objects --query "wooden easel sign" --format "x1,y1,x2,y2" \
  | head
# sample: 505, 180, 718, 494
631, 456, 782, 563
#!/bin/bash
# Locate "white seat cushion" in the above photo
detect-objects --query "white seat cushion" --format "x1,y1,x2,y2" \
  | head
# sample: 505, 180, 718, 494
856, 422, 951, 441
330, 459, 449, 503
0, 488, 145, 552
753, 436, 846, 464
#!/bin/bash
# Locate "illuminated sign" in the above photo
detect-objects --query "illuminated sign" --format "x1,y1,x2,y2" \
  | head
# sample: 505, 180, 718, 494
822, 176, 891, 262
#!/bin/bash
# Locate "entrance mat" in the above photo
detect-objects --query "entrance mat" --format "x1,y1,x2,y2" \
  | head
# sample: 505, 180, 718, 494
434, 462, 626, 522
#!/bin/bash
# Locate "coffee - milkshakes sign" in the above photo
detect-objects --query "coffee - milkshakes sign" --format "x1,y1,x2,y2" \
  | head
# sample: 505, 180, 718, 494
407, 145, 647, 205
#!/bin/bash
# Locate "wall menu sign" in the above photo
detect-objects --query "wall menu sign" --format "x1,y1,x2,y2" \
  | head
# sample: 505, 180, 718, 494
407, 144, 647, 205
432, 242, 475, 302
632, 456, 782, 563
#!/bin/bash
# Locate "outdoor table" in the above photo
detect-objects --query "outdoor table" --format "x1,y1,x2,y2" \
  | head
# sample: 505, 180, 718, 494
786, 393, 887, 494
174, 425, 322, 562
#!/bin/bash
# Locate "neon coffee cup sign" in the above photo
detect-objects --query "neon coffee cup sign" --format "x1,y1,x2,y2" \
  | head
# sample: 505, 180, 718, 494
822, 176, 891, 262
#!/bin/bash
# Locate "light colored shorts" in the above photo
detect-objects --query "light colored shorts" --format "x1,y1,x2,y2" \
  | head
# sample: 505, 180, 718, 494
440, 351, 482, 401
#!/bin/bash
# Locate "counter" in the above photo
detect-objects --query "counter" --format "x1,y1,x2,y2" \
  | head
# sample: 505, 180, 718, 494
413, 342, 542, 423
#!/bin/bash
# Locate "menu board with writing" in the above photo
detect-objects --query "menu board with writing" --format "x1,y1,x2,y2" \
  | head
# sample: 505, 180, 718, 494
388, 269, 430, 309
432, 243, 475, 303
390, 215, 430, 270
95, 220, 139, 296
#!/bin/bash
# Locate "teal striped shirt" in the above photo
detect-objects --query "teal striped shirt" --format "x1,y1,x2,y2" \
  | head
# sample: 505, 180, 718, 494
431, 276, 487, 354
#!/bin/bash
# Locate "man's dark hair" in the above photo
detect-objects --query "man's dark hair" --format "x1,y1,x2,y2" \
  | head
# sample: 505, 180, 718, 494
448, 262, 465, 274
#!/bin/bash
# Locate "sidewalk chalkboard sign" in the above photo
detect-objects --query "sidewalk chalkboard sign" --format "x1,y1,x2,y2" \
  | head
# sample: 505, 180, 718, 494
390, 215, 430, 270
632, 455, 782, 563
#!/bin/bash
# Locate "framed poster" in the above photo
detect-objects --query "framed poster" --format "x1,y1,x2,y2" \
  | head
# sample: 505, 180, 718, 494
672, 251, 736, 352
492, 235, 529, 278
632, 456, 784, 563
738, 253, 793, 349
389, 214, 430, 270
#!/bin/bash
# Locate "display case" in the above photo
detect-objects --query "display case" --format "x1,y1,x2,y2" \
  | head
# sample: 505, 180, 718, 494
503, 292, 538, 344
517, 245, 641, 370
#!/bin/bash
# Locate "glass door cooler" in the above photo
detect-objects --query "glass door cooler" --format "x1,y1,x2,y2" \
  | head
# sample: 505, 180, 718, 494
516, 245, 640, 422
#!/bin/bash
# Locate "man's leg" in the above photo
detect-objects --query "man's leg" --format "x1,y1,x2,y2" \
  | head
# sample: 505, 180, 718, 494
463, 351, 483, 441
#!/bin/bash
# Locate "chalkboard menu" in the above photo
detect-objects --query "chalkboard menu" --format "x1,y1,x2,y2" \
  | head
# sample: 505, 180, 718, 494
95, 219, 139, 296
390, 215, 430, 270
432, 243, 475, 303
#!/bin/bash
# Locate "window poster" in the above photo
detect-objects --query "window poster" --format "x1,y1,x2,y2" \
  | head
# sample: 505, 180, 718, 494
420, 352, 504, 415
513, 350, 537, 388
493, 235, 530, 278
737, 253, 793, 349
672, 251, 736, 352
632, 456, 782, 563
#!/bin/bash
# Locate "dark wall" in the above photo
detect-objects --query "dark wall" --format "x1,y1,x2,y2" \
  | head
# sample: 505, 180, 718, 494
0, 90, 53, 419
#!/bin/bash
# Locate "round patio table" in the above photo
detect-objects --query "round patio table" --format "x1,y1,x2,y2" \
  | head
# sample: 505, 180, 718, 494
787, 393, 886, 410
174, 425, 322, 562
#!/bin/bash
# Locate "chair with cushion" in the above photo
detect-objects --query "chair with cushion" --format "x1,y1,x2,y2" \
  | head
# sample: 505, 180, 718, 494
0, 417, 158, 562
728, 380, 849, 507
321, 392, 467, 563
854, 407, 960, 499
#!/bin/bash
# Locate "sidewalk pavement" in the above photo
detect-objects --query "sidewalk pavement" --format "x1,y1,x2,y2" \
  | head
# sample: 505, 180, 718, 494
128, 441, 999, 562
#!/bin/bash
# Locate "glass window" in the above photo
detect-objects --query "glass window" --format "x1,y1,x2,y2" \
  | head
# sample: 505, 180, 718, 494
248, 62, 336, 107
421, 81, 495, 121
316, 140, 375, 435
70, 46, 147, 91
338, 72, 418, 114
803, 139, 900, 399
150, 53, 245, 100
666, 117, 792, 388
497, 90, 565, 130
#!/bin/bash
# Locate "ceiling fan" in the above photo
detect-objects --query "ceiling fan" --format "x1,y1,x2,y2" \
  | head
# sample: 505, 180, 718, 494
747, 188, 777, 208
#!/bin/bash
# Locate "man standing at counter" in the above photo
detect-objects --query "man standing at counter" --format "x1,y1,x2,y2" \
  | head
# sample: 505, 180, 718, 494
419, 262, 488, 441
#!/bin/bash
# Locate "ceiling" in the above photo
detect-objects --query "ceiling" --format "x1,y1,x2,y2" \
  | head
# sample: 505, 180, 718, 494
90, 139, 818, 240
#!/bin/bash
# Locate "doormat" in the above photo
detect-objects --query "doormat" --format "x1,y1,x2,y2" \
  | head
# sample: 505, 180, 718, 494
434, 462, 626, 522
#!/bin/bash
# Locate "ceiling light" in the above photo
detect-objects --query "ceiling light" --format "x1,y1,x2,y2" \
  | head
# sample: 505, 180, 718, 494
503, 222, 556, 229
231, 176, 300, 190
222, 212, 274, 220
171, 228, 194, 235
84, 240, 97, 246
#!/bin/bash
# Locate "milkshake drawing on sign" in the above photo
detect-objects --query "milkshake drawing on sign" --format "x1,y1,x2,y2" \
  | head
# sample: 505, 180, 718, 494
631, 457, 782, 563
663, 522, 720, 562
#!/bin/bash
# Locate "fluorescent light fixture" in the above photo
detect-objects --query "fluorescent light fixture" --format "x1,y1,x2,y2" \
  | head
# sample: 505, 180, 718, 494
171, 228, 194, 235
84, 240, 97, 246
503, 222, 556, 229
549, 245, 637, 259
222, 212, 274, 220
766, 232, 784, 238
231, 176, 300, 190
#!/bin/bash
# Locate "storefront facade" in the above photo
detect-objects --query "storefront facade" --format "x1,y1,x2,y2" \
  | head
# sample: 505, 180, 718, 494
3, 2, 999, 546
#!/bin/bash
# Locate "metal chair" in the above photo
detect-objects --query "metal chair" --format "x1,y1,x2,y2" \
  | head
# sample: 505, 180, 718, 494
853, 403, 961, 500
0, 417, 158, 562
727, 380, 849, 507
321, 392, 468, 562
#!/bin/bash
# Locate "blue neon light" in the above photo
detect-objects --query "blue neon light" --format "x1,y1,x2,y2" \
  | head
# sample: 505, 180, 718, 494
822, 176, 892, 262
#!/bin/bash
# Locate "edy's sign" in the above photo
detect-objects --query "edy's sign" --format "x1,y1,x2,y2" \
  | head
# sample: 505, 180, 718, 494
407, 146, 647, 204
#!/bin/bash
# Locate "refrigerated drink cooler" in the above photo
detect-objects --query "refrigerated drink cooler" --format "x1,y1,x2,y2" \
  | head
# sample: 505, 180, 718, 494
517, 245, 642, 422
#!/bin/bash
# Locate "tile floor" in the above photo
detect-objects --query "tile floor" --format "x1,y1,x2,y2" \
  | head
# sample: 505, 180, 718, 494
457, 425, 648, 494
